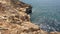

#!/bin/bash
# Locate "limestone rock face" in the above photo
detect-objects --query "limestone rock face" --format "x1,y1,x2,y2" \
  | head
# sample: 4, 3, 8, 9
0, 0, 40, 34
0, 0, 60, 34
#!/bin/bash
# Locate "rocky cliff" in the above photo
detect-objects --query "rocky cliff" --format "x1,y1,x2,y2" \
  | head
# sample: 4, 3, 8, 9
0, 0, 60, 34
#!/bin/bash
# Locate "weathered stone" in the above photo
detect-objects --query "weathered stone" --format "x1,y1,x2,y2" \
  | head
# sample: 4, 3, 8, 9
50, 32, 60, 34
0, 0, 60, 34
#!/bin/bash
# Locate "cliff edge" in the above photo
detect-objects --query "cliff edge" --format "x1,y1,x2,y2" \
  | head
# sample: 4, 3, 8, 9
0, 0, 60, 34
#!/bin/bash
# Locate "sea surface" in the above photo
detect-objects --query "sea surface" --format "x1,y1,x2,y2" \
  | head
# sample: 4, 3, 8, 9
20, 0, 60, 32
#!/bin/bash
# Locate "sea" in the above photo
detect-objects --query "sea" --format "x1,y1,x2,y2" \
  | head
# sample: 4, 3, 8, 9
20, 0, 60, 32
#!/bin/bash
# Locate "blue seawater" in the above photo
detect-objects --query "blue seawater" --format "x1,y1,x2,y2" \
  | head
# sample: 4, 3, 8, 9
20, 0, 60, 32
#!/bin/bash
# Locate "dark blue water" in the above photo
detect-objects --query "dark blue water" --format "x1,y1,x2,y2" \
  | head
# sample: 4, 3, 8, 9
20, 0, 60, 32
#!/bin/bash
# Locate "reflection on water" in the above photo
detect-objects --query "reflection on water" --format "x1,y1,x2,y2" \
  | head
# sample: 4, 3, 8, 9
20, 0, 60, 32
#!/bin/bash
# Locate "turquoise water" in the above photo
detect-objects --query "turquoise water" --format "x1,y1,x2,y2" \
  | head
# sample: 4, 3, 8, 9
20, 0, 60, 32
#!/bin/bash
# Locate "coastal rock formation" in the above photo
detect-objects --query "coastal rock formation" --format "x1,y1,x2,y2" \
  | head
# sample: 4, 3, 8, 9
0, 0, 60, 34
0, 0, 40, 34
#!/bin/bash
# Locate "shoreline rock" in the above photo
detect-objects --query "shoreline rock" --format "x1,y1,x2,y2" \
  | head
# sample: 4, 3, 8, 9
0, 0, 59, 34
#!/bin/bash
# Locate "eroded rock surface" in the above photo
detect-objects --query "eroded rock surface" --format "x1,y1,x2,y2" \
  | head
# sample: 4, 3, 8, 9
0, 0, 60, 34
0, 0, 40, 34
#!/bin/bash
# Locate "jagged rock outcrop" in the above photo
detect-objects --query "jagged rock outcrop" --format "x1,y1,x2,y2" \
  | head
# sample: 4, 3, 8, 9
0, 0, 60, 34
0, 0, 40, 34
